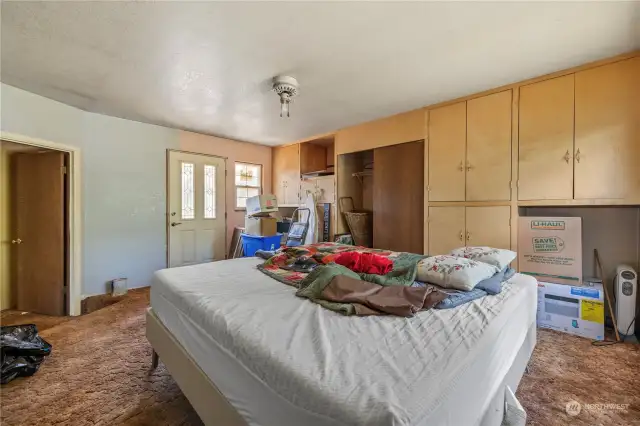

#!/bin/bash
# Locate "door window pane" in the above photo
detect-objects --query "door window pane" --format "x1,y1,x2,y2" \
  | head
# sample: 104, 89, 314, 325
181, 162, 195, 220
204, 165, 216, 219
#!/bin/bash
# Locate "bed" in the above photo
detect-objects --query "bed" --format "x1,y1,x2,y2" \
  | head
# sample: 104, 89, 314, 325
147, 256, 537, 426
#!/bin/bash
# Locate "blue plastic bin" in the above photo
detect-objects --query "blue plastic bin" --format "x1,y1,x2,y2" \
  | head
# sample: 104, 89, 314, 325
241, 233, 282, 257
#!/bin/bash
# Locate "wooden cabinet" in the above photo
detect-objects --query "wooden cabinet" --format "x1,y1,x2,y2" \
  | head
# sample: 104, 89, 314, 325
465, 206, 511, 250
428, 207, 465, 255
300, 143, 327, 174
373, 141, 424, 253
574, 57, 640, 200
428, 91, 512, 202
518, 75, 575, 200
466, 91, 512, 201
428, 102, 466, 201
428, 206, 511, 255
300, 176, 335, 204
272, 144, 300, 206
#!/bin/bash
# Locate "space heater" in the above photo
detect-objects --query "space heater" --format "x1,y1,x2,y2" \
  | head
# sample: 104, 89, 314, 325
614, 265, 637, 336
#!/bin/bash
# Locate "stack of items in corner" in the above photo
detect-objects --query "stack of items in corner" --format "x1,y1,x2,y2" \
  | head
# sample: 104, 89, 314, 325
241, 195, 281, 257
256, 242, 517, 317
413, 246, 517, 310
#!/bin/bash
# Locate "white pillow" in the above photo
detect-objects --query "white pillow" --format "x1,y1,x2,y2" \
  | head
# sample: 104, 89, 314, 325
449, 246, 517, 271
416, 255, 499, 291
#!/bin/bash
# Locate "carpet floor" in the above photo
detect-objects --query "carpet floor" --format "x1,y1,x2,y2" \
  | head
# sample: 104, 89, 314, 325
1, 288, 638, 425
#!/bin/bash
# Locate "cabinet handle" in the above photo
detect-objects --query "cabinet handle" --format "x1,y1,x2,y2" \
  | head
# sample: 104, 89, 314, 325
458, 161, 464, 172
466, 231, 471, 241
575, 149, 581, 163
459, 231, 464, 242
563, 150, 571, 164
466, 161, 474, 172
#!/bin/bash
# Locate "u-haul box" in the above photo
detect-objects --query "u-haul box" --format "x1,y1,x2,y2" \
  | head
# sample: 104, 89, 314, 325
518, 217, 582, 285
537, 281, 604, 341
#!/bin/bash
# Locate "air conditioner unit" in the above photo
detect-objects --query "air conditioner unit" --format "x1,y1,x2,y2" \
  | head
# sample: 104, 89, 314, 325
614, 265, 637, 336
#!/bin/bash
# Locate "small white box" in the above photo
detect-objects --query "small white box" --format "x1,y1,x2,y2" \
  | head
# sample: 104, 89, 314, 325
537, 281, 604, 341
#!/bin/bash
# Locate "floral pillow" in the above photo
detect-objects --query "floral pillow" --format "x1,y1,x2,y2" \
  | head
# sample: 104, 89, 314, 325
449, 247, 517, 271
416, 255, 499, 291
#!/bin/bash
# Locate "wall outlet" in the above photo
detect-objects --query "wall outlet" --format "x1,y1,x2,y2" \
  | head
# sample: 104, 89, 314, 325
111, 278, 128, 296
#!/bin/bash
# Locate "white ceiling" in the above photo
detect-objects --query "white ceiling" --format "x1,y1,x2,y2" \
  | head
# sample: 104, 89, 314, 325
1, 2, 638, 146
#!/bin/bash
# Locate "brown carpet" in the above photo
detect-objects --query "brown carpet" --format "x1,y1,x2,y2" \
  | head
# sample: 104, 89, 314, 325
1, 289, 638, 426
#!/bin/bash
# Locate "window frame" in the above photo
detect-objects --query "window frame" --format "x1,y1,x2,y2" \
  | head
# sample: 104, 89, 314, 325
234, 162, 263, 210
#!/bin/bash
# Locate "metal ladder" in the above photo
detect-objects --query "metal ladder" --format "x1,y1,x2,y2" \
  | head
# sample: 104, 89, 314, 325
285, 207, 310, 247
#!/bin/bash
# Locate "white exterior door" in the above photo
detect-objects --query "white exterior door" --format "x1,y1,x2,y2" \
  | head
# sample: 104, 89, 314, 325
168, 151, 226, 267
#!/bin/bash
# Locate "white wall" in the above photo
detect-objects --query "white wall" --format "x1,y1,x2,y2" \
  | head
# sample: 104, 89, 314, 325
1, 83, 180, 295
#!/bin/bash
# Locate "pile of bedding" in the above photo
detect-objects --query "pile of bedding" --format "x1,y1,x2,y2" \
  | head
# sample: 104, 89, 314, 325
257, 243, 516, 317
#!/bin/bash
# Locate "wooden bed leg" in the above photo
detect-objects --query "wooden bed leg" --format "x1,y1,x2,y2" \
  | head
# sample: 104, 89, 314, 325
151, 350, 159, 370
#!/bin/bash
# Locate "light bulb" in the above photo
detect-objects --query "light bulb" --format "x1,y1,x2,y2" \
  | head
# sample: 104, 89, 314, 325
280, 99, 290, 118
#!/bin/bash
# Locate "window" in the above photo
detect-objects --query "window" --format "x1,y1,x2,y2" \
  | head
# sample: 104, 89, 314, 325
181, 162, 195, 219
204, 164, 216, 219
235, 162, 262, 209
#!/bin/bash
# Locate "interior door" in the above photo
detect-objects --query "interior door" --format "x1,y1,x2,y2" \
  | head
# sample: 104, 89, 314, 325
14, 151, 66, 315
373, 141, 424, 253
428, 207, 465, 255
168, 151, 226, 268
428, 102, 466, 201
466, 90, 512, 201
465, 206, 511, 250
518, 75, 575, 200
574, 57, 640, 199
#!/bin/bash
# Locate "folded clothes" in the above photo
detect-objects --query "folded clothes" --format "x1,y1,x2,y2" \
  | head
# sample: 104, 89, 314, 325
334, 251, 394, 275
434, 287, 488, 309
475, 267, 515, 295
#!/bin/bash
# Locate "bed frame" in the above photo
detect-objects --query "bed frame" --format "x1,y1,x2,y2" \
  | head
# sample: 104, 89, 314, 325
146, 308, 248, 426
147, 306, 535, 426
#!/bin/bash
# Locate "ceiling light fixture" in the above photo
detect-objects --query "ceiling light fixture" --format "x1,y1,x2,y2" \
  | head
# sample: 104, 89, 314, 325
272, 76, 299, 118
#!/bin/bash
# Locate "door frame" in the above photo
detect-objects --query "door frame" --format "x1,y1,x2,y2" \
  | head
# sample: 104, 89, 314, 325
1, 131, 82, 316
165, 149, 228, 267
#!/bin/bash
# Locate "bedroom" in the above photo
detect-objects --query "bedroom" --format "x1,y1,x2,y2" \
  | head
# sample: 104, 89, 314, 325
0, 1, 639, 426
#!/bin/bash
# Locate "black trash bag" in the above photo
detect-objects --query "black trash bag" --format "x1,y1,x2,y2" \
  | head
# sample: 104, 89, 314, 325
1, 324, 52, 384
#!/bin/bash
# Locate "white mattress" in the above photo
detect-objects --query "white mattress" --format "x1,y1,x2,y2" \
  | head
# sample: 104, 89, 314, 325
150, 257, 537, 426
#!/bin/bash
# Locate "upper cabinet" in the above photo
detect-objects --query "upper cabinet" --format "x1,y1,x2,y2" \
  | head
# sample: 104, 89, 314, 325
300, 143, 327, 174
517, 57, 639, 202
272, 144, 300, 206
466, 90, 512, 201
574, 57, 640, 200
428, 90, 512, 202
428, 102, 466, 201
518, 75, 575, 200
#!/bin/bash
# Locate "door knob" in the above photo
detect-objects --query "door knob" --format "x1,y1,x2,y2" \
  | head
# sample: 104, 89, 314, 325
171, 222, 182, 227
563, 150, 571, 164
575, 149, 581, 163
11, 238, 22, 244
466, 231, 471, 241
458, 161, 464, 172
459, 231, 464, 241
466, 161, 474, 172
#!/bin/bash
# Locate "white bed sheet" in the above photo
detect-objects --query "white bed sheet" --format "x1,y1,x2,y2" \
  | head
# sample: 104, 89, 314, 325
150, 257, 537, 426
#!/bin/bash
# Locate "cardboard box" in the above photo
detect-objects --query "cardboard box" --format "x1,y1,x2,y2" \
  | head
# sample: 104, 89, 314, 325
244, 216, 277, 236
537, 281, 604, 341
246, 194, 278, 216
518, 217, 582, 285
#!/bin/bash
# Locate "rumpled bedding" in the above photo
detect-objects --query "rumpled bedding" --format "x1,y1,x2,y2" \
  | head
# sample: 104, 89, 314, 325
334, 251, 393, 275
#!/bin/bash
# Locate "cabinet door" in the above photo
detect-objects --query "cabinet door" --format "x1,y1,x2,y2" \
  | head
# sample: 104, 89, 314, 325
428, 207, 465, 255
518, 75, 575, 200
373, 141, 424, 253
466, 90, 512, 201
575, 57, 640, 199
300, 143, 327, 174
465, 206, 511, 250
428, 102, 466, 201
315, 176, 335, 204
272, 144, 300, 205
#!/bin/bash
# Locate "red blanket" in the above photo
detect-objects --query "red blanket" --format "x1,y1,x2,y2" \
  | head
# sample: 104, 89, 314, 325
334, 251, 393, 275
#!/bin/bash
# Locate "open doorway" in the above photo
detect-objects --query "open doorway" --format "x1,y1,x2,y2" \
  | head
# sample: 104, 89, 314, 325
1, 140, 70, 318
